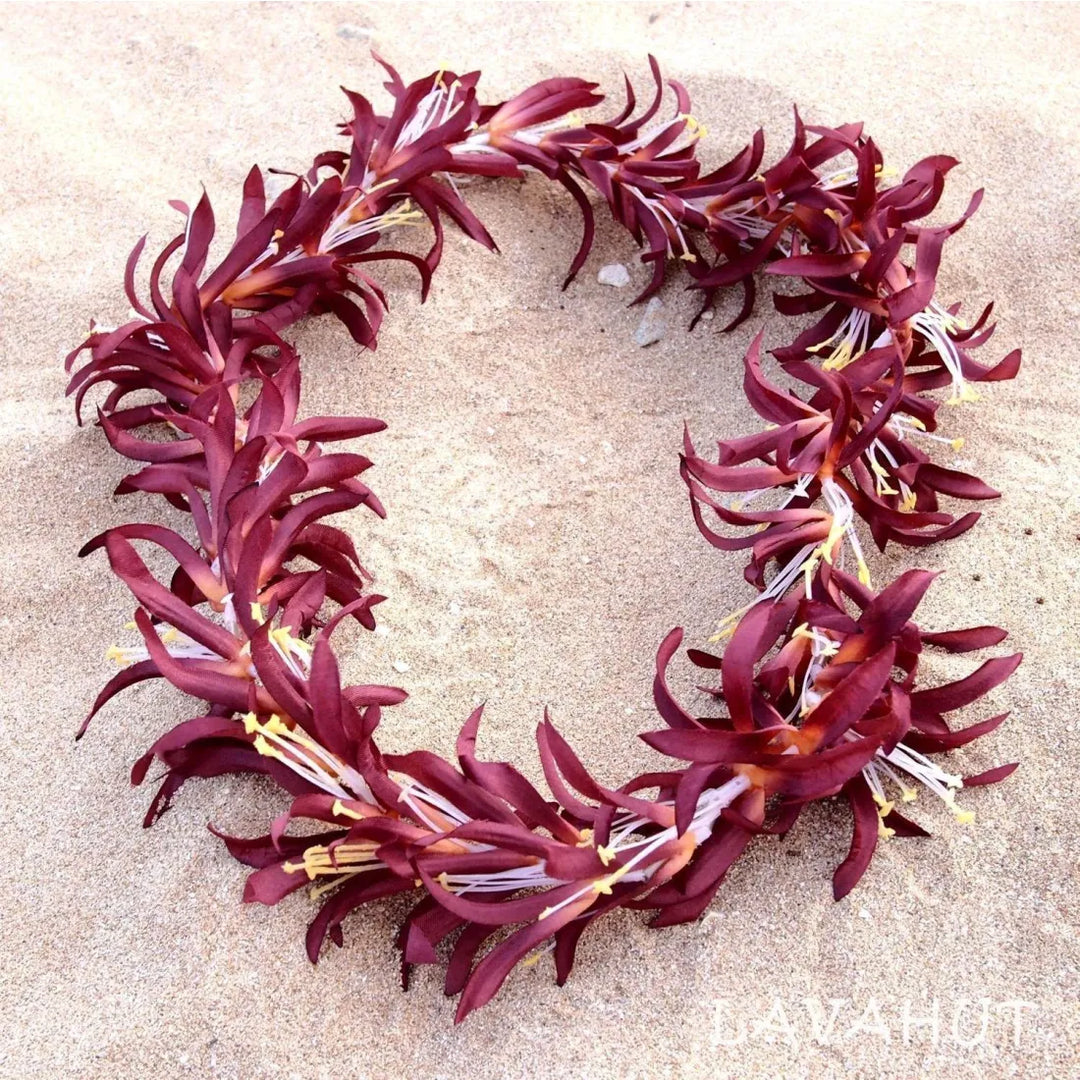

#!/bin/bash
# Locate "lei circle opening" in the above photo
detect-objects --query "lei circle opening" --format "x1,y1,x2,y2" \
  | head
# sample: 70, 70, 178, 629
68, 56, 1022, 1024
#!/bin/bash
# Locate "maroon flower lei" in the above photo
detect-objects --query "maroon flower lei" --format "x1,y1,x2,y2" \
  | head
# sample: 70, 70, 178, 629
68, 56, 1022, 1023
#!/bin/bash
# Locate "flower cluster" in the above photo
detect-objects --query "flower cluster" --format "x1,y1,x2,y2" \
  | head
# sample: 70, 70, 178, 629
68, 57, 1021, 1022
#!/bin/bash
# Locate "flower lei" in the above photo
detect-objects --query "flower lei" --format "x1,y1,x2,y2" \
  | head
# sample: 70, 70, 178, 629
68, 56, 1022, 1023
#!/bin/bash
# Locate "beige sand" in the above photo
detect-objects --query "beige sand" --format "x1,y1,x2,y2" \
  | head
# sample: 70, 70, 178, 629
0, 2, 1077, 1077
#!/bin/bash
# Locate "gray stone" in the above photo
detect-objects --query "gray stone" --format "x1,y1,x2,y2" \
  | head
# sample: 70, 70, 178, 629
633, 297, 667, 347
597, 262, 631, 288
337, 23, 373, 40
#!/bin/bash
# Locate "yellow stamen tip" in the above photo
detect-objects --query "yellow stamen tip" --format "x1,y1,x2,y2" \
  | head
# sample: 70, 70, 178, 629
947, 385, 981, 406
331, 798, 363, 821
252, 734, 281, 762
264, 714, 289, 735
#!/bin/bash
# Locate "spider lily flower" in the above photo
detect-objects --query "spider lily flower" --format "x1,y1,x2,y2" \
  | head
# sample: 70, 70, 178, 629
456, 74, 604, 172
216, 700, 774, 1021
651, 569, 1019, 900
185, 178, 399, 347
682, 114, 873, 322
77, 413, 392, 739
456, 56, 709, 296
81, 359, 386, 608
315, 62, 503, 287
219, 707, 672, 1020
551, 59, 708, 298
65, 199, 329, 427
759, 139, 1021, 402
679, 356, 867, 619
261, 62, 592, 306
111, 585, 406, 823
682, 336, 1006, 635
67, 164, 424, 377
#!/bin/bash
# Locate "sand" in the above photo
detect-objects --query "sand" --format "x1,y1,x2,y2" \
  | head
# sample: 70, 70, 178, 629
0, 2, 1077, 1077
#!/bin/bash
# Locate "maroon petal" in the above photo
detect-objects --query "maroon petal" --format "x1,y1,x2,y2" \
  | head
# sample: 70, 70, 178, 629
832, 777, 879, 900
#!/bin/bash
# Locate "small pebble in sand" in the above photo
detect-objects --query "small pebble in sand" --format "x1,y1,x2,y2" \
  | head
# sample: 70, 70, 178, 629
392, 659, 410, 673
633, 297, 667, 347
337, 23, 373, 40
597, 262, 631, 287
